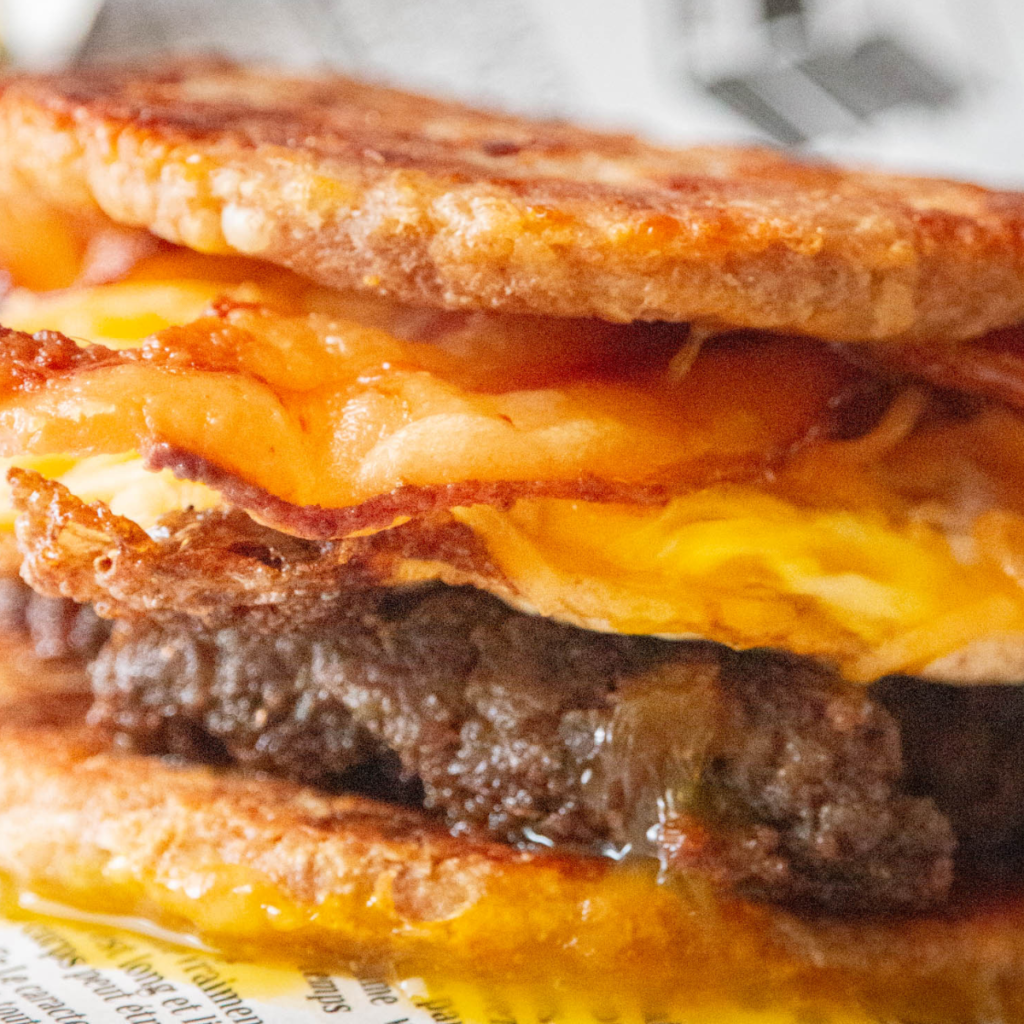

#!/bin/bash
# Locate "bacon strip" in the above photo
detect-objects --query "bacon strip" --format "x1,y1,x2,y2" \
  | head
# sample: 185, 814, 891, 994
144, 442, 675, 539
0, 306, 858, 537
881, 326, 1024, 410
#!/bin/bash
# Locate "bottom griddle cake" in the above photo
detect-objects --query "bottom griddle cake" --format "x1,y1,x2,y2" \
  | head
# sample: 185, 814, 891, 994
2, 595, 1024, 1021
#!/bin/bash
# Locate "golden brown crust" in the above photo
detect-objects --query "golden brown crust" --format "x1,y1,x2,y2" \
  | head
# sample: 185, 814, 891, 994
8, 468, 512, 626
1, 642, 1024, 1019
4, 59, 1024, 341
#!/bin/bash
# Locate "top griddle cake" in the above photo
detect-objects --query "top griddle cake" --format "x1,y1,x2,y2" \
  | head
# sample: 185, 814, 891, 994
3, 58, 1024, 341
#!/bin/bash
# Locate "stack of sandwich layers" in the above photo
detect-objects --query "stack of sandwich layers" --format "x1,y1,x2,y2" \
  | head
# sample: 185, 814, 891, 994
2, 58, 1024, 1021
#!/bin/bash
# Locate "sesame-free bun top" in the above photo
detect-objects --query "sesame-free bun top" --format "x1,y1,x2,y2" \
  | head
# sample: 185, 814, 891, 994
3, 58, 1024, 341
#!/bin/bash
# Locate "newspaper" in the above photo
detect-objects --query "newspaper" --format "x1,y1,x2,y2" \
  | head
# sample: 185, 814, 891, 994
0, 900, 530, 1024
0, 895, 783, 1024
0, 913, 427, 1024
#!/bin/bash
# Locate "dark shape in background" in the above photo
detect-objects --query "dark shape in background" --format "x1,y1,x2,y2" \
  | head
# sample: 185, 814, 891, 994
670, 0, 964, 145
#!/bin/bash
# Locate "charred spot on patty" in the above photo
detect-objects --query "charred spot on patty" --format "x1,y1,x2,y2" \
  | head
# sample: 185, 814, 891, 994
88, 584, 955, 915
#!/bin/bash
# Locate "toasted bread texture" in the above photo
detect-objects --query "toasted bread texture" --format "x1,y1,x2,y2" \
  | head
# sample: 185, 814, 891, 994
1, 641, 1024, 1020
3, 59, 1024, 342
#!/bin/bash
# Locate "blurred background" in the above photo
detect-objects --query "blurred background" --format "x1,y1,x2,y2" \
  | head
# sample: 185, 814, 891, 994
1, 0, 1023, 185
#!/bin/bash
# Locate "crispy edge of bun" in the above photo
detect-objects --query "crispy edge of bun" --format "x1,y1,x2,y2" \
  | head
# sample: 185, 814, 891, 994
1, 642, 1024, 1019
3, 59, 1024, 342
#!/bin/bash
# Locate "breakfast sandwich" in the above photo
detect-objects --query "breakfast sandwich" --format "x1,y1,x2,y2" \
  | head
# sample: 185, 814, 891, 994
2, 57, 1024, 1020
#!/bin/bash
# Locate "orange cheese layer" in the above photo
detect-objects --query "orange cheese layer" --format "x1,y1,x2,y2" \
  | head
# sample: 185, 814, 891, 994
6, 252, 1024, 679
0, 297, 848, 513
0, 189, 88, 292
